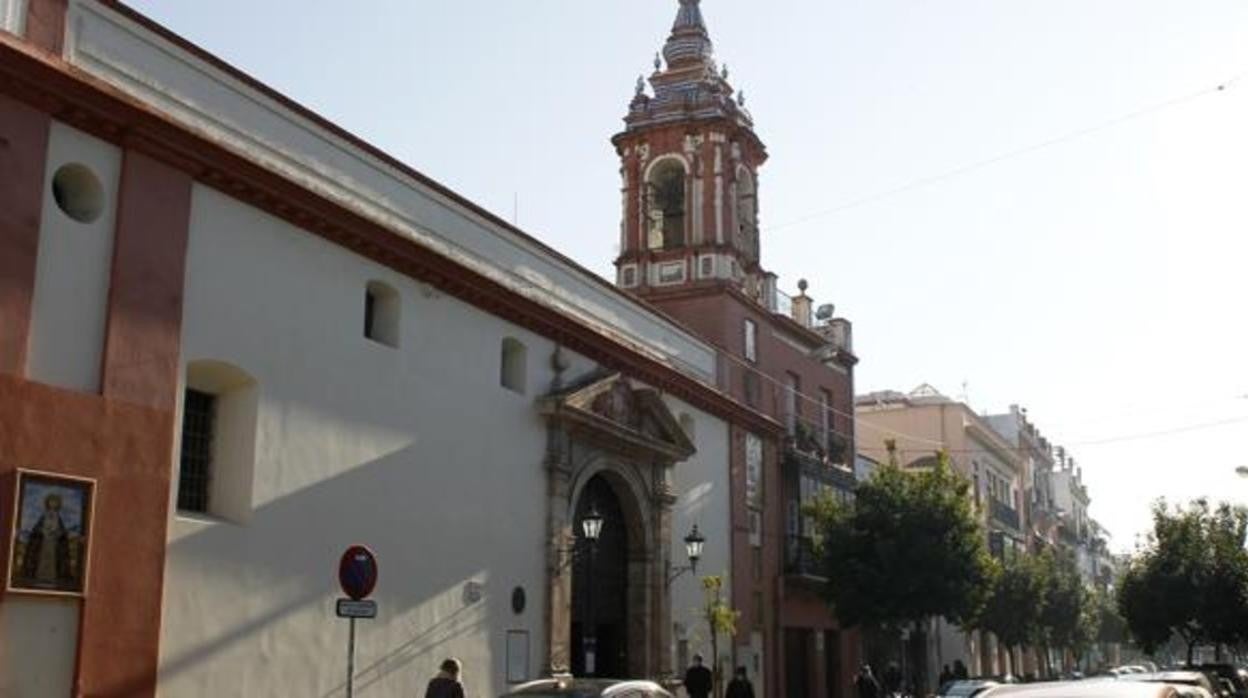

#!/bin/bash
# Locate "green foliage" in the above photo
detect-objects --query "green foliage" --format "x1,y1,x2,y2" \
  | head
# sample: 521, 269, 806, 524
809, 452, 994, 629
1116, 499, 1248, 658
975, 554, 1045, 651
701, 575, 739, 697
975, 547, 1103, 664
702, 575, 740, 638
1036, 549, 1090, 655
1092, 587, 1129, 644
1117, 555, 1176, 654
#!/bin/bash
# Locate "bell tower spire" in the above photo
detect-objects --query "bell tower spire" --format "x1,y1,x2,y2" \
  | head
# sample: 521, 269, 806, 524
612, 0, 770, 303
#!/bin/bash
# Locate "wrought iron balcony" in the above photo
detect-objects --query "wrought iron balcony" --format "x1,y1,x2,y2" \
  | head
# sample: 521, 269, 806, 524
784, 536, 823, 578
990, 499, 1021, 531
784, 422, 850, 468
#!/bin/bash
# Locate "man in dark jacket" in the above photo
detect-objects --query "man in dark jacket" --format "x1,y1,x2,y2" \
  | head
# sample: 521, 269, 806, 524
726, 666, 755, 698
856, 665, 881, 698
425, 658, 465, 698
684, 654, 713, 698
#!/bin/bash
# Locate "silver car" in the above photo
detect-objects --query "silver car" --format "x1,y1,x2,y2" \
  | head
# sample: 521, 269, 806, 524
500, 677, 674, 698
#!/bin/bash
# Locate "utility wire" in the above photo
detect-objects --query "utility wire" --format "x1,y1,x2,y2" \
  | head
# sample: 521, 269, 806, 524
707, 327, 1248, 455
854, 415, 1248, 458
662, 70, 1248, 457
765, 69, 1248, 233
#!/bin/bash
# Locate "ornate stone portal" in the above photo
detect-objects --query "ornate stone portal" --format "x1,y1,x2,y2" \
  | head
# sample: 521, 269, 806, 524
540, 371, 696, 680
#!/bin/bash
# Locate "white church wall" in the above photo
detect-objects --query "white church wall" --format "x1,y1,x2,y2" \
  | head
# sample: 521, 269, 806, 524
161, 183, 734, 697
62, 0, 717, 385
663, 397, 731, 671
160, 183, 607, 698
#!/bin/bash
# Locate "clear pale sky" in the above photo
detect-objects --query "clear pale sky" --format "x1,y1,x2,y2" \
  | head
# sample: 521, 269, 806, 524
123, 0, 1248, 552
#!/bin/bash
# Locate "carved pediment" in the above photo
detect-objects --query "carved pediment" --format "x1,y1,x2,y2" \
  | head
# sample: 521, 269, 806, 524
541, 373, 696, 462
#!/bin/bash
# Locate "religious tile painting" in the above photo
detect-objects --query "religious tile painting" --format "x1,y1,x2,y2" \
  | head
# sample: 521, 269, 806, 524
8, 471, 94, 595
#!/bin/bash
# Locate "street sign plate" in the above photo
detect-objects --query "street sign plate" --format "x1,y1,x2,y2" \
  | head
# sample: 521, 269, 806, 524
336, 598, 377, 619
338, 545, 378, 600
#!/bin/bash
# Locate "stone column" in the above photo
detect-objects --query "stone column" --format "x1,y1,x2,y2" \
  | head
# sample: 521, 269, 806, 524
655, 462, 676, 680
544, 426, 574, 675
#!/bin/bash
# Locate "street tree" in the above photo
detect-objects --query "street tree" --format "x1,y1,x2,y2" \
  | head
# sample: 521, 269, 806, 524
1117, 499, 1248, 662
1037, 549, 1090, 672
810, 451, 995, 630
1200, 503, 1248, 657
701, 575, 739, 698
975, 555, 1045, 661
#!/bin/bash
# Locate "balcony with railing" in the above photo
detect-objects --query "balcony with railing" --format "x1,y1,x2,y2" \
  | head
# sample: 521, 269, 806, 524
990, 499, 1021, 532
784, 536, 822, 579
767, 281, 854, 358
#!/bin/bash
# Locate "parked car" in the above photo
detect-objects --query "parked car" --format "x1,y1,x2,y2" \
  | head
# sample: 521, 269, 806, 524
1192, 665, 1248, 698
500, 677, 673, 698
1117, 671, 1218, 698
939, 679, 1002, 698
982, 680, 1203, 698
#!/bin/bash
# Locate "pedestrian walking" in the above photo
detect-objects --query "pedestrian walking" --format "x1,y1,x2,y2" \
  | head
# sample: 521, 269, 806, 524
953, 660, 969, 681
684, 654, 713, 698
856, 664, 882, 698
726, 666, 755, 698
884, 663, 902, 697
425, 658, 465, 698
938, 665, 954, 689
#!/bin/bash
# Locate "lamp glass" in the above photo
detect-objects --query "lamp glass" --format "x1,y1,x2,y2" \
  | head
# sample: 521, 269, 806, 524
582, 505, 604, 541
684, 524, 706, 562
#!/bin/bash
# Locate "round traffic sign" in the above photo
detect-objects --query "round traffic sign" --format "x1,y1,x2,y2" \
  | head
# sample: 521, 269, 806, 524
338, 545, 378, 601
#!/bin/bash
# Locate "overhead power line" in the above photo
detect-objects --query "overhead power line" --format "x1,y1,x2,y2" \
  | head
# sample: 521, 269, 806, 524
708, 332, 1248, 454
765, 69, 1248, 233
1067, 415, 1248, 447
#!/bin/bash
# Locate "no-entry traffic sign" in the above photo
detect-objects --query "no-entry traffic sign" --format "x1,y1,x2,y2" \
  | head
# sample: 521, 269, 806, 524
338, 545, 378, 601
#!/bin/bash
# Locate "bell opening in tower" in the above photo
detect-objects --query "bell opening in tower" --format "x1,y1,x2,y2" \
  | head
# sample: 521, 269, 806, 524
647, 160, 686, 250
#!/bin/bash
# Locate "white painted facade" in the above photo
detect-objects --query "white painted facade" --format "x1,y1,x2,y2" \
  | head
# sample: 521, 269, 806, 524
26, 121, 121, 394
0, 3, 748, 696
159, 181, 736, 697
60, 0, 718, 385
0, 596, 77, 698
666, 405, 731, 668
0, 0, 27, 36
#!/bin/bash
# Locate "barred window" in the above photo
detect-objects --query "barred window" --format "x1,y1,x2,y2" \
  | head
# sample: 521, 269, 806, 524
178, 389, 216, 513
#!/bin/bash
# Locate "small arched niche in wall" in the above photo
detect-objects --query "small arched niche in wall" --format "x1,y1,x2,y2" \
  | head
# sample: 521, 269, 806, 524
363, 280, 400, 348
500, 337, 527, 394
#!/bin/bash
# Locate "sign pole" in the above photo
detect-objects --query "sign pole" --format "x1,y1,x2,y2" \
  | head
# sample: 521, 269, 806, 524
337, 544, 376, 698
347, 616, 356, 698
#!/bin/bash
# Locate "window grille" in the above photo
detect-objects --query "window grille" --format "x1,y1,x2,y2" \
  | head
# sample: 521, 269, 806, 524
178, 389, 215, 513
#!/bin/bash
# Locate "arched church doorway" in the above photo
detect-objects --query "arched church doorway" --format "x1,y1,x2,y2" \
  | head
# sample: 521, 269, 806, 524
571, 474, 629, 678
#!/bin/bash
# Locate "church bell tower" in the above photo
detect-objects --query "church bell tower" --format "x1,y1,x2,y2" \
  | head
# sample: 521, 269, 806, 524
612, 0, 771, 302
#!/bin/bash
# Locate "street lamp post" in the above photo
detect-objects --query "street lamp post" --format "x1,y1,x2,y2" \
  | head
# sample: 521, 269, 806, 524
667, 524, 706, 587
581, 503, 603, 677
